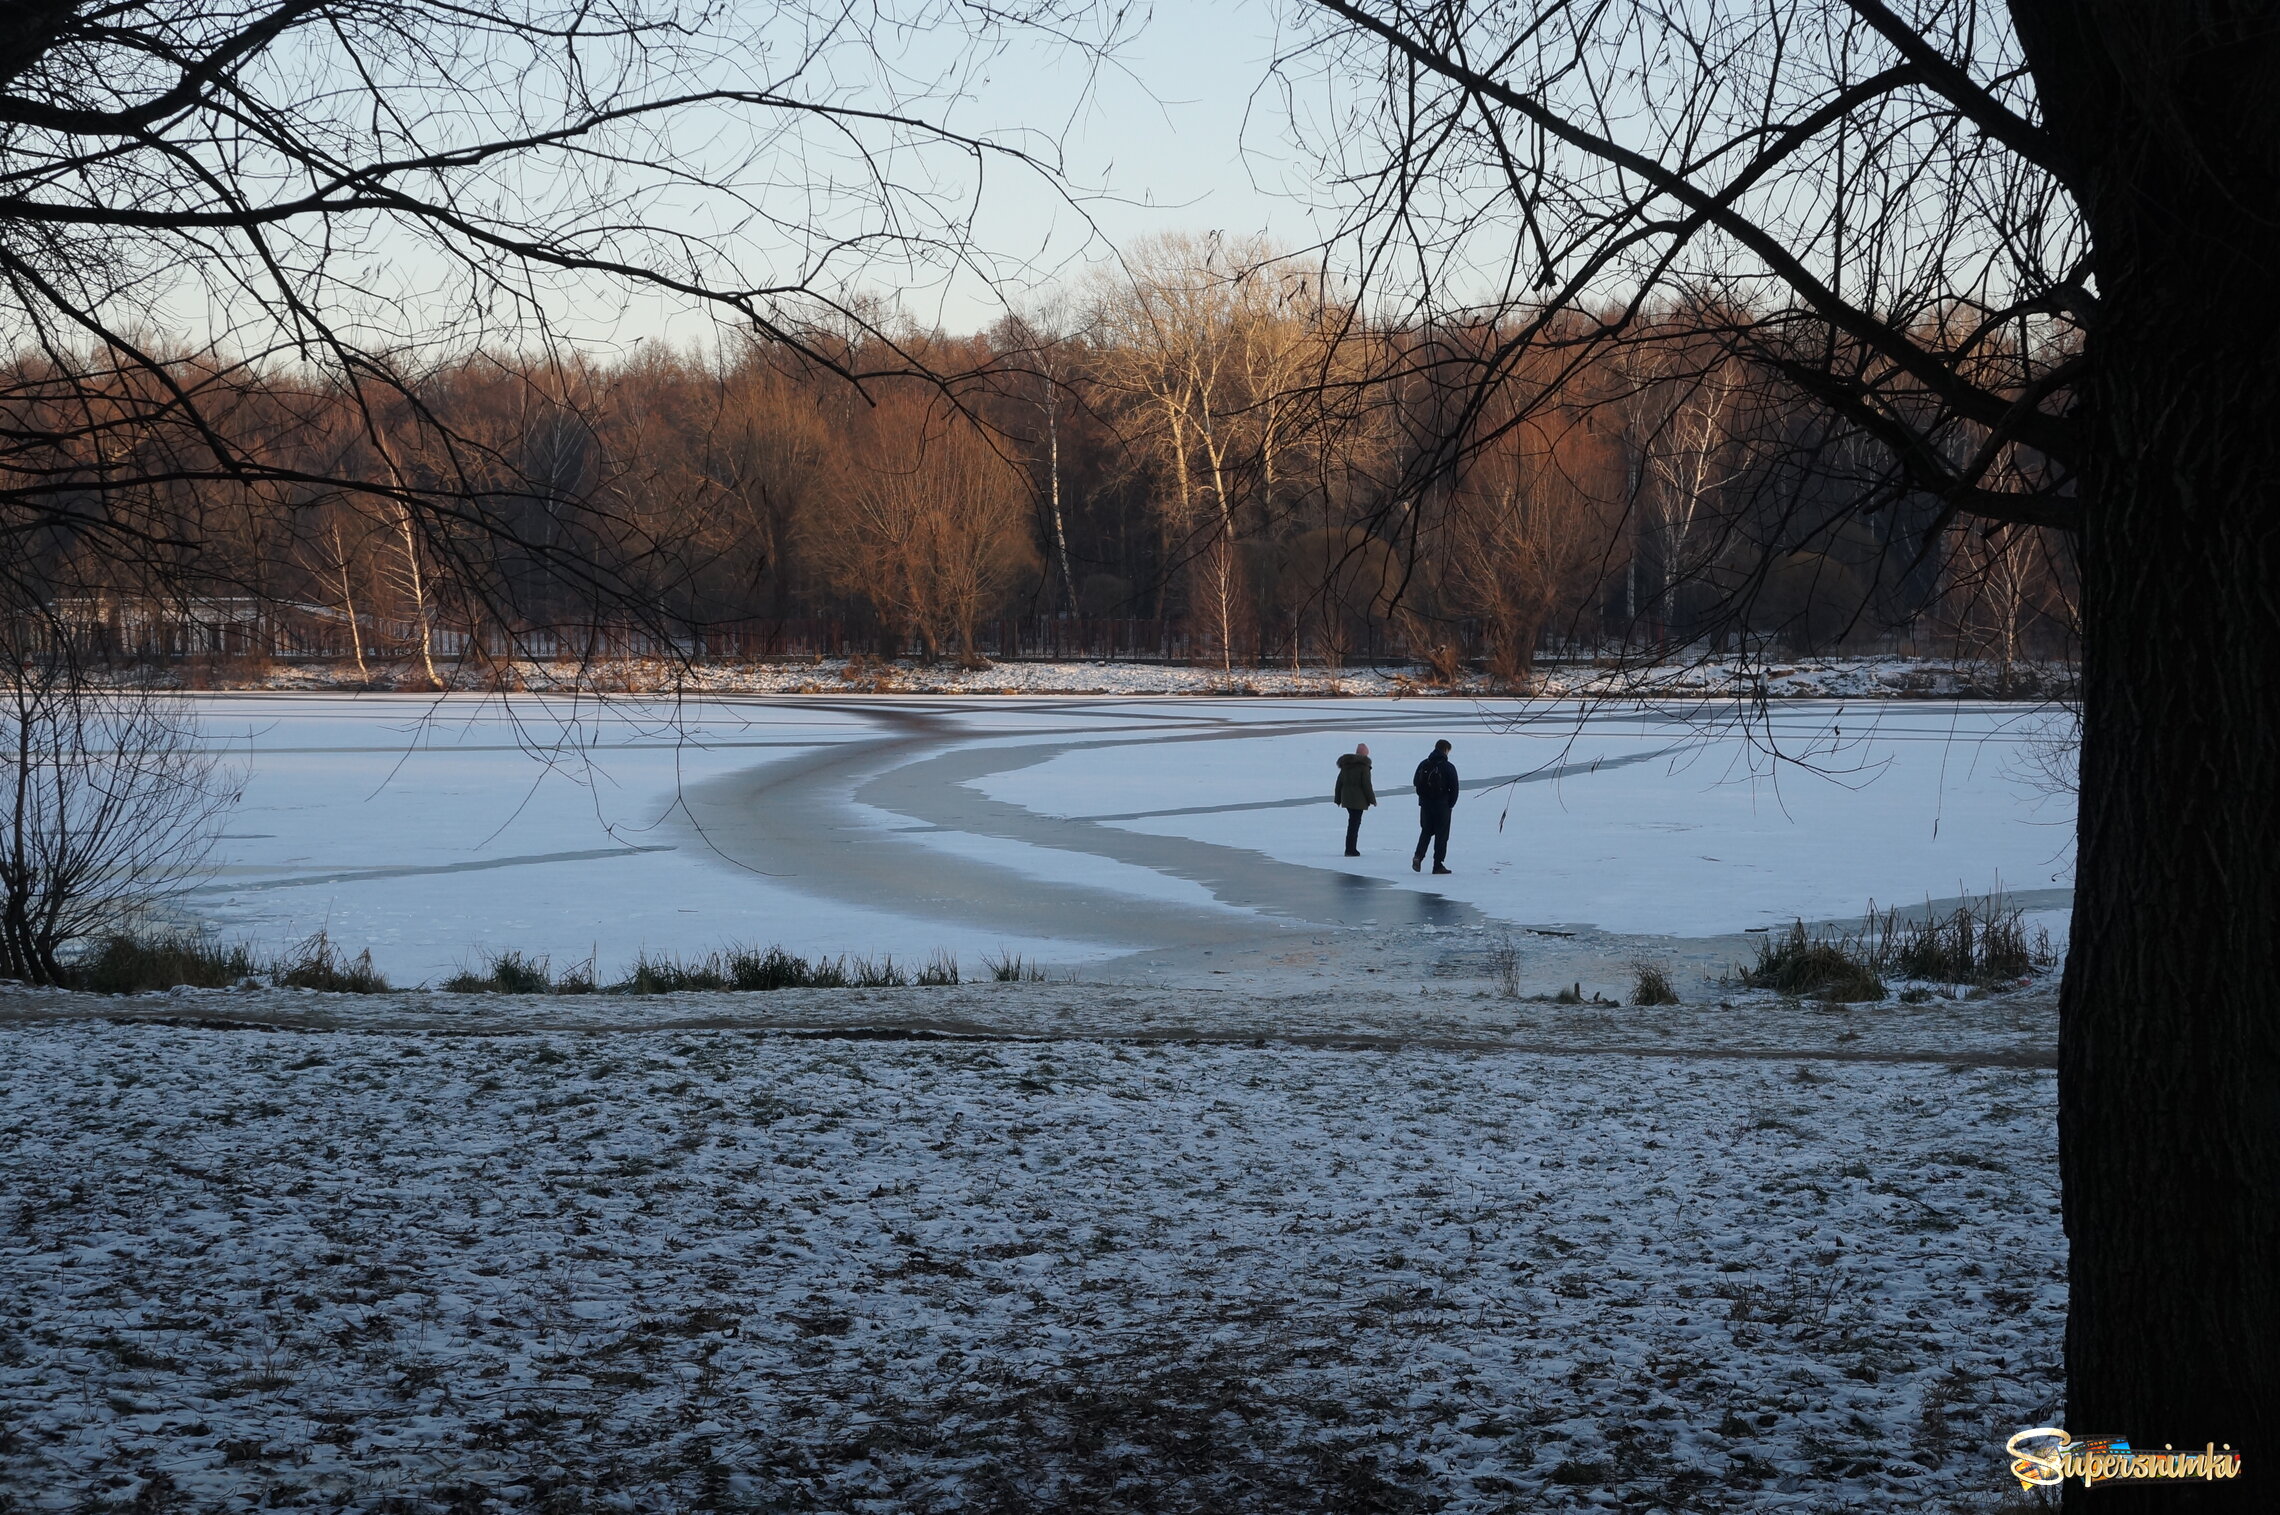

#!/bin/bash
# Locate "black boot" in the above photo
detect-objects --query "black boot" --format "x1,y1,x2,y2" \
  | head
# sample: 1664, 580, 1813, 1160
1411, 853, 1423, 872
1432, 864, 1453, 875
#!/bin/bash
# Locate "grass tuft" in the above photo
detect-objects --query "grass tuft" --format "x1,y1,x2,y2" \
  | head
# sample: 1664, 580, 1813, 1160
1629, 959, 1681, 1006
272, 931, 390, 993
1885, 893, 2055, 985
553, 954, 598, 994
611, 950, 730, 995
724, 945, 817, 991
916, 950, 960, 987
1740, 923, 1887, 1002
847, 954, 908, 988
442, 949, 555, 994
982, 948, 1046, 983
1741, 891, 2057, 1002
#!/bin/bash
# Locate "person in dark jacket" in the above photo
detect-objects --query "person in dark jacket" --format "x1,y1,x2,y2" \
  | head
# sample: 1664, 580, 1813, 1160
1411, 739, 1458, 874
1333, 743, 1377, 856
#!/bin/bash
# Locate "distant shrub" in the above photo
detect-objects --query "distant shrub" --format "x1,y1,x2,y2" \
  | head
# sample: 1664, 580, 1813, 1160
1629, 960, 1681, 1006
65, 933, 256, 994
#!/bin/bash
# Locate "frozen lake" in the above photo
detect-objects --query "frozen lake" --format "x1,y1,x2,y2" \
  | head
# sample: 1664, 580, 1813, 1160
180, 693, 2078, 984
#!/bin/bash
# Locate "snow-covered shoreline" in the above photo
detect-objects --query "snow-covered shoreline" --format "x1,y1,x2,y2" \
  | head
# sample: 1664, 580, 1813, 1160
192, 654, 2078, 703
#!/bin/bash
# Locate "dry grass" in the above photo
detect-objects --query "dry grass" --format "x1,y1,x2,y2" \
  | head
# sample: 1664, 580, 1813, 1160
270, 931, 389, 993
443, 947, 556, 994
65, 931, 390, 995
63, 933, 257, 994
1740, 924, 1887, 1002
439, 943, 963, 994
1630, 959, 1682, 1006
1486, 936, 1522, 999
1881, 895, 2055, 985
1741, 892, 2058, 1002
983, 948, 1048, 982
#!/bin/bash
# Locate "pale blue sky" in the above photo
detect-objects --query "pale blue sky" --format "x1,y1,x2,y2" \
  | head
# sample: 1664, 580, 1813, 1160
922, 0, 1330, 315
143, 2, 1334, 360
566, 0, 1342, 347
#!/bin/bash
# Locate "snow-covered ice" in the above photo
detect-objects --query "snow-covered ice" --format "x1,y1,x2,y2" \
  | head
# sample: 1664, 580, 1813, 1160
1009, 702, 2076, 938
181, 695, 1087, 984
178, 694, 2073, 984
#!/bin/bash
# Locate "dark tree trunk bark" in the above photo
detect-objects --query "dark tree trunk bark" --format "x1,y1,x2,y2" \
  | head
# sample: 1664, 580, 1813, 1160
2012, 3, 2280, 1501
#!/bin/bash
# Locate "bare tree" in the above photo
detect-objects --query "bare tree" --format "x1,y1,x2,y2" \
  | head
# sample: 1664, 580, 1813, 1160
1620, 342, 1751, 644
0, 1, 1106, 648
1094, 234, 1337, 668
0, 652, 240, 984
295, 500, 375, 680
1290, 0, 2274, 1470
985, 305, 1089, 615
1443, 413, 1623, 685
813, 396, 1039, 666
1093, 236, 1249, 667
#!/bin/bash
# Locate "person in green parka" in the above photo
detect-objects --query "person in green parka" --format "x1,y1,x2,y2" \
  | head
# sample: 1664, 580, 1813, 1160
1333, 742, 1377, 856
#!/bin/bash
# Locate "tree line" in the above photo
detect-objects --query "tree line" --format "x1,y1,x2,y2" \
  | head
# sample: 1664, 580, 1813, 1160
5, 236, 2074, 683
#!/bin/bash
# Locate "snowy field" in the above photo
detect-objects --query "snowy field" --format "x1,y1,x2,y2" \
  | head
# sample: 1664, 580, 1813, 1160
0, 990, 2062, 1512
179, 694, 2075, 985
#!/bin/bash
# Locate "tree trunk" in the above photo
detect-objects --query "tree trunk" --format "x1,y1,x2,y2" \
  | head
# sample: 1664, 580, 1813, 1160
2012, 3, 2280, 1500
331, 520, 370, 681
1204, 447, 1238, 670
394, 505, 443, 690
1043, 366, 1077, 613
2059, 331, 2277, 1507
3, 686, 35, 983
1509, 610, 1544, 685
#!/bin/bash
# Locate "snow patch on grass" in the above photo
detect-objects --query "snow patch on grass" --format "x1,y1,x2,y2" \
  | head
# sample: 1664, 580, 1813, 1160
0, 1018, 2061, 1511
